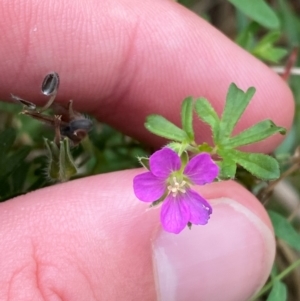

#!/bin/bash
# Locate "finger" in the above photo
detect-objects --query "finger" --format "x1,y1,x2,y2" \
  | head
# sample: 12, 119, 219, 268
0, 0, 294, 152
0, 171, 274, 300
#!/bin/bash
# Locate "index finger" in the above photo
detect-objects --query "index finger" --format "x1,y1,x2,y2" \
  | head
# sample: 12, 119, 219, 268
0, 0, 294, 151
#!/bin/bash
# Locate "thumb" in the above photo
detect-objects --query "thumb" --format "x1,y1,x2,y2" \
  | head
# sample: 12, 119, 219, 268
0, 170, 274, 301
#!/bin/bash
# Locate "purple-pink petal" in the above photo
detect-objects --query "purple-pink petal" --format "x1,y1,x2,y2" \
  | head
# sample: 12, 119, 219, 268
185, 189, 212, 225
184, 153, 219, 185
133, 172, 166, 202
160, 194, 190, 234
150, 148, 181, 179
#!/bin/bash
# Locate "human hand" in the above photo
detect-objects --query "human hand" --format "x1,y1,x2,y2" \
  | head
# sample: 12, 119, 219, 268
0, 0, 294, 300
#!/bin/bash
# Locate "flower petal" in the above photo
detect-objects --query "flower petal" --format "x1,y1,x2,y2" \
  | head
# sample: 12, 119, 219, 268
160, 194, 190, 234
184, 153, 219, 185
150, 148, 181, 179
185, 189, 212, 225
133, 172, 165, 202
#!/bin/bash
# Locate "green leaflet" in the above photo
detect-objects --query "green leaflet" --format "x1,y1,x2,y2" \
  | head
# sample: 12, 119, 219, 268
217, 84, 255, 144
227, 150, 280, 180
251, 31, 288, 63
145, 115, 188, 142
224, 120, 286, 148
181, 97, 194, 141
195, 97, 220, 140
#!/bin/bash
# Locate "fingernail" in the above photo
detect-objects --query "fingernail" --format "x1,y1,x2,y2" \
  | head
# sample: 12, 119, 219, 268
152, 198, 275, 301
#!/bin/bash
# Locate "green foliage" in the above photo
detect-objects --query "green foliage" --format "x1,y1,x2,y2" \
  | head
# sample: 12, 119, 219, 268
251, 258, 300, 301
251, 31, 288, 63
266, 280, 287, 301
145, 83, 285, 180
228, 0, 280, 29
269, 210, 300, 251
237, 26, 287, 63
196, 84, 284, 180
0, 128, 31, 201
0, 99, 149, 200
277, 0, 300, 45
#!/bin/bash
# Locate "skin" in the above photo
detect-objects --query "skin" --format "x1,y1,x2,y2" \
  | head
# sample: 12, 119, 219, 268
0, 0, 295, 300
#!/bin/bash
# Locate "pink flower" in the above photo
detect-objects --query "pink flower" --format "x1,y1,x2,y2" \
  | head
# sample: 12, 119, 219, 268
133, 148, 219, 234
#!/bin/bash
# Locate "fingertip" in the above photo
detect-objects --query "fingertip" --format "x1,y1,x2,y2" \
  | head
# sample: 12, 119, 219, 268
0, 170, 275, 300
153, 197, 275, 301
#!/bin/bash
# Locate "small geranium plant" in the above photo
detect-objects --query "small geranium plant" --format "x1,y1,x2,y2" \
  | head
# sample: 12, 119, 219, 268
133, 83, 286, 234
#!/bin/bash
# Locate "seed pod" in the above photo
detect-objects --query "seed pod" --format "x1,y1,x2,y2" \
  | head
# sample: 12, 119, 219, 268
40, 72, 60, 112
44, 137, 78, 182
41, 72, 60, 96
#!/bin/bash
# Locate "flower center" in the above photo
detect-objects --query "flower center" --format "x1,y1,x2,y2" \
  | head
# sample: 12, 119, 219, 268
167, 176, 188, 197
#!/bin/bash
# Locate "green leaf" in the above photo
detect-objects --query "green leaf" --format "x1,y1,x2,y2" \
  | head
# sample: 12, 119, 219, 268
228, 0, 280, 29
236, 28, 255, 50
255, 47, 287, 64
258, 30, 282, 45
181, 97, 194, 140
195, 97, 220, 139
252, 31, 287, 63
145, 115, 188, 142
268, 210, 300, 251
217, 84, 255, 144
266, 280, 287, 301
227, 150, 280, 180
236, 22, 259, 50
278, 0, 300, 45
224, 120, 286, 148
